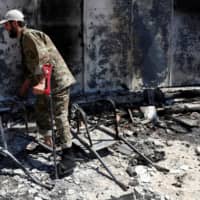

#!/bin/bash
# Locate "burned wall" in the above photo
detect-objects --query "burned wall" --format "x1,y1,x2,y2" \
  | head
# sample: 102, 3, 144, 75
131, 0, 172, 88
0, 0, 200, 98
39, 0, 83, 94
84, 0, 172, 92
171, 3, 200, 86
0, 0, 83, 97
84, 0, 133, 92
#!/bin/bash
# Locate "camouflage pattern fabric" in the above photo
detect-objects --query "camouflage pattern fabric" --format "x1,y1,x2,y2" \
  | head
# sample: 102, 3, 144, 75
20, 28, 75, 148
35, 89, 72, 148
20, 28, 76, 93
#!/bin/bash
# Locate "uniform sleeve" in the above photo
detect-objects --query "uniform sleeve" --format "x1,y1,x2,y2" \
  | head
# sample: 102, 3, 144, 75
22, 34, 40, 75
22, 33, 50, 76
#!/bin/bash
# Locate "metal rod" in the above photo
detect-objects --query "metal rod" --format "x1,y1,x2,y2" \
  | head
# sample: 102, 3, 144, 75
97, 125, 169, 174
71, 103, 128, 190
0, 114, 53, 189
72, 103, 93, 146
119, 136, 169, 173
49, 94, 58, 179
128, 108, 135, 124
23, 106, 29, 135
104, 98, 119, 139
0, 147, 53, 190
0, 116, 8, 150
71, 129, 128, 191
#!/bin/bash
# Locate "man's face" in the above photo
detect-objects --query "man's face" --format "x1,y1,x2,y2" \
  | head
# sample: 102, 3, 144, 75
4, 21, 18, 38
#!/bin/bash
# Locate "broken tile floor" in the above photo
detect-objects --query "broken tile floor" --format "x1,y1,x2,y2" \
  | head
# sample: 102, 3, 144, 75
0, 99, 200, 200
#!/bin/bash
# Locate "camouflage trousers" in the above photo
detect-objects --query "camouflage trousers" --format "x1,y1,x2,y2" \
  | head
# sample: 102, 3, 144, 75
35, 88, 72, 149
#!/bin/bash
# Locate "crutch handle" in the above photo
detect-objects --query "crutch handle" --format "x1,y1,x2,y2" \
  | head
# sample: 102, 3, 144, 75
42, 64, 53, 96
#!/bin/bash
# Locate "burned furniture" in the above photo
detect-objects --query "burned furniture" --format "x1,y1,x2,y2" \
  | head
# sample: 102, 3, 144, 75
70, 99, 128, 191
70, 98, 169, 191
0, 97, 53, 189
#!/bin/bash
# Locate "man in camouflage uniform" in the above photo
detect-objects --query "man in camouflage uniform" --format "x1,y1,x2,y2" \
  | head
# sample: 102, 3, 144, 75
0, 9, 76, 175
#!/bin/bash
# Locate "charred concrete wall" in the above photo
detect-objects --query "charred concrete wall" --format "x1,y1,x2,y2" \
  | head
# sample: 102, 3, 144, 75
39, 0, 83, 94
172, 1, 200, 86
84, 0, 171, 92
84, 0, 133, 92
0, 0, 200, 97
131, 0, 171, 89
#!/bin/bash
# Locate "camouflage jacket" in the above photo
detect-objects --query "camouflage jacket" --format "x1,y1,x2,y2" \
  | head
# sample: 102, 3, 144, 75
20, 28, 76, 94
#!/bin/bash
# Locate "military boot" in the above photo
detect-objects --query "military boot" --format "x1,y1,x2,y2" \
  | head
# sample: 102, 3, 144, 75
57, 148, 76, 178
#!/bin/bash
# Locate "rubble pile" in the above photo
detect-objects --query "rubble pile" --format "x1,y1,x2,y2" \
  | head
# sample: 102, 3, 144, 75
0, 92, 200, 200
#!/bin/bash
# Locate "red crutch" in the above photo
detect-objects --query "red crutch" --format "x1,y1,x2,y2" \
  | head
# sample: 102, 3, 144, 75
42, 64, 58, 179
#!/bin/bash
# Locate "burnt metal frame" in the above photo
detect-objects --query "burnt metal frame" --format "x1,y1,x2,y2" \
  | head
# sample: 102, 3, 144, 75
71, 98, 169, 190
0, 96, 169, 190
71, 98, 119, 145
95, 99, 169, 173
71, 100, 128, 191
0, 100, 53, 190
97, 125, 169, 173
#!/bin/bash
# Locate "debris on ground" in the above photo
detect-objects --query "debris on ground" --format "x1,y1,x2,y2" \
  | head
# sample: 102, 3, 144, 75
0, 91, 200, 200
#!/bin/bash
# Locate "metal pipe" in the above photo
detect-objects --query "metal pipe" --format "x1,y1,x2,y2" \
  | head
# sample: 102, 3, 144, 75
97, 125, 169, 174
48, 94, 58, 179
72, 103, 93, 146
0, 116, 8, 150
0, 147, 54, 190
96, 98, 119, 139
0, 115, 54, 190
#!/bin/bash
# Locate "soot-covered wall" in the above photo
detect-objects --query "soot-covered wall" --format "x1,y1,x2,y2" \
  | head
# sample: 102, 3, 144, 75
172, 1, 200, 86
39, 0, 83, 94
131, 0, 171, 88
39, 0, 172, 93
0, 0, 200, 98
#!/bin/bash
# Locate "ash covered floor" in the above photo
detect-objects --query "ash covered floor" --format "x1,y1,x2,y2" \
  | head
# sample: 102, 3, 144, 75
0, 95, 200, 200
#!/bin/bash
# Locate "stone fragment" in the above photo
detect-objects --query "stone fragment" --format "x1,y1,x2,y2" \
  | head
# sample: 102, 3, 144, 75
195, 146, 200, 156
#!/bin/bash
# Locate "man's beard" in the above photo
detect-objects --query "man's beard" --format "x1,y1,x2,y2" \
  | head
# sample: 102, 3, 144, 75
9, 27, 18, 38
